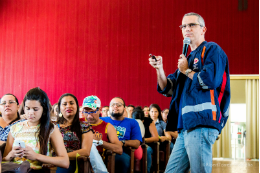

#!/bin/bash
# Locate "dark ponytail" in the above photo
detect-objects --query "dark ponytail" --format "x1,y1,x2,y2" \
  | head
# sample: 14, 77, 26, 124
23, 87, 54, 155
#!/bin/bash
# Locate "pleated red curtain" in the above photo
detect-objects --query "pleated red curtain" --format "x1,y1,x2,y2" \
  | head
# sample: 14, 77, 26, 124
0, 0, 258, 108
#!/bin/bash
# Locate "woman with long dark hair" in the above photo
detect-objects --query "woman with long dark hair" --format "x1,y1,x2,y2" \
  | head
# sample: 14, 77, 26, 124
3, 87, 69, 169
56, 93, 93, 173
143, 106, 150, 117
149, 104, 169, 141
0, 94, 24, 145
150, 104, 174, 152
132, 109, 159, 173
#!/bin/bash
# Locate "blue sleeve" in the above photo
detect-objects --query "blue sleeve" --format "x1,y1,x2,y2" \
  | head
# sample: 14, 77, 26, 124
130, 119, 143, 143
191, 43, 227, 90
100, 117, 110, 123
157, 69, 179, 97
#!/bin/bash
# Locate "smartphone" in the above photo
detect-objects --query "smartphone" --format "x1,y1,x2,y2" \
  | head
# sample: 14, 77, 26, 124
149, 54, 157, 62
13, 140, 26, 148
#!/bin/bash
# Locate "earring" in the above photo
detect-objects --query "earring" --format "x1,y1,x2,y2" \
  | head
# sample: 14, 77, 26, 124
59, 112, 63, 117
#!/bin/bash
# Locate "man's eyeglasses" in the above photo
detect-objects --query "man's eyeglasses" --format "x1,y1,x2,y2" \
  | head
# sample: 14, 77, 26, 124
0, 101, 17, 106
110, 103, 123, 107
179, 23, 202, 30
83, 108, 99, 114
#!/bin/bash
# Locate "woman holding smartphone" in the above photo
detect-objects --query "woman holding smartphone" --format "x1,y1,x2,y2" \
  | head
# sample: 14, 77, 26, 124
3, 87, 69, 170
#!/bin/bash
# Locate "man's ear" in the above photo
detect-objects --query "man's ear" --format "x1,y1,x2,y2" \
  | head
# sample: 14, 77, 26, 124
202, 26, 207, 35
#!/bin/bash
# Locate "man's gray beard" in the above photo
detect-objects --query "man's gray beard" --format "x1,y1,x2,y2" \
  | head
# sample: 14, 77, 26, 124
111, 110, 124, 119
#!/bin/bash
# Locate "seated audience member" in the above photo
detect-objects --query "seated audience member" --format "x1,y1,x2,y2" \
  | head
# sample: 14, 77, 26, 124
101, 106, 109, 117
150, 104, 174, 152
127, 104, 135, 118
18, 101, 26, 119
161, 108, 179, 143
101, 97, 142, 173
79, 106, 86, 122
0, 94, 24, 145
132, 109, 159, 173
56, 93, 94, 173
162, 108, 169, 123
3, 88, 69, 170
123, 106, 130, 118
135, 106, 142, 110
83, 96, 123, 155
143, 106, 150, 117
130, 107, 145, 161
50, 103, 58, 122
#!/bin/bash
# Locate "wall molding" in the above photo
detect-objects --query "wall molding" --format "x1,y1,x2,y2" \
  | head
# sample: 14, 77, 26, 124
230, 75, 259, 80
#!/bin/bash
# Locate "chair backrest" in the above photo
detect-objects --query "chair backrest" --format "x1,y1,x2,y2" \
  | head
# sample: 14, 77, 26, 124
104, 150, 116, 173
123, 146, 135, 173
159, 140, 171, 170
77, 156, 93, 173
151, 142, 160, 173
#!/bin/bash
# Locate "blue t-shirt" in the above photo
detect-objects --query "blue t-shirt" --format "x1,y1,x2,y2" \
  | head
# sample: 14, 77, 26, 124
100, 117, 142, 143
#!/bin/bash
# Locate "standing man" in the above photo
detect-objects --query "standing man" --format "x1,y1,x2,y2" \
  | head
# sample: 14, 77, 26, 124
149, 12, 230, 173
101, 97, 142, 173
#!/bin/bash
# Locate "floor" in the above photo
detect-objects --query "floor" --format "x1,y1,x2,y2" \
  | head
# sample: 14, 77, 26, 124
158, 158, 259, 173
212, 159, 259, 173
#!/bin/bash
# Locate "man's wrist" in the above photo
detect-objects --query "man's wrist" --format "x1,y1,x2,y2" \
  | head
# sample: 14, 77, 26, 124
98, 139, 103, 146
185, 69, 192, 76
121, 140, 126, 146
93, 139, 104, 146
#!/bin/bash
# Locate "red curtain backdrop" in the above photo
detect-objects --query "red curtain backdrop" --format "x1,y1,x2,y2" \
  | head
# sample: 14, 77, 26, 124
0, 0, 258, 108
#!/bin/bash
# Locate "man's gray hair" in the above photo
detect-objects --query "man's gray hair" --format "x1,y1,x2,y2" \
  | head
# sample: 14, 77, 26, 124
183, 12, 205, 27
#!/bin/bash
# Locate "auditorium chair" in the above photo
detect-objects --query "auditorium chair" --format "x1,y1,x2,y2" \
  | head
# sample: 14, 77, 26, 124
134, 142, 148, 173
123, 146, 135, 173
104, 149, 116, 173
42, 156, 93, 173
0, 143, 93, 173
77, 155, 93, 173
159, 140, 171, 171
151, 142, 160, 173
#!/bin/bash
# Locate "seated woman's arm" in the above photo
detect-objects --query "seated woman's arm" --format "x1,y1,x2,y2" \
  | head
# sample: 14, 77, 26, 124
161, 129, 178, 142
43, 126, 70, 168
25, 126, 70, 168
3, 132, 19, 161
0, 141, 6, 145
67, 131, 93, 159
3, 126, 69, 168
145, 123, 159, 143
165, 131, 178, 139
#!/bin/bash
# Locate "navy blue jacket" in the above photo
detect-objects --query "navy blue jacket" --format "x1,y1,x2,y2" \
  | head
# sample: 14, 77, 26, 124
158, 41, 230, 134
